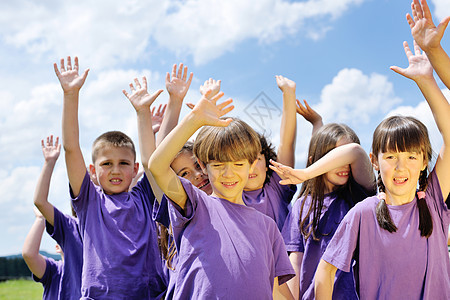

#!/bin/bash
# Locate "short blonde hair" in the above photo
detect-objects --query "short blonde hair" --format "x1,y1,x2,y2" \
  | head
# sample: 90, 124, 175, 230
91, 131, 136, 163
193, 118, 261, 166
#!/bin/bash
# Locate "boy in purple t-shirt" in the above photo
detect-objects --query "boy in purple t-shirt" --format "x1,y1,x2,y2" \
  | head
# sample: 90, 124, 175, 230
33, 135, 83, 299
149, 89, 295, 298
55, 56, 166, 299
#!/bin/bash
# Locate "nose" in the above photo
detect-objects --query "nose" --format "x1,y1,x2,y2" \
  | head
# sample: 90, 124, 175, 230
111, 164, 120, 174
193, 169, 203, 180
395, 157, 406, 170
222, 164, 233, 177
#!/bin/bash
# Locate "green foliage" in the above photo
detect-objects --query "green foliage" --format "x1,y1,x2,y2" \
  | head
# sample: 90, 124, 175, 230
0, 279, 43, 299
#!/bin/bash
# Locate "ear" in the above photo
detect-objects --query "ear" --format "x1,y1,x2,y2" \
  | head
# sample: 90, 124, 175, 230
308, 156, 312, 164
197, 159, 207, 174
370, 153, 379, 171
88, 164, 97, 181
133, 162, 139, 177
249, 159, 258, 173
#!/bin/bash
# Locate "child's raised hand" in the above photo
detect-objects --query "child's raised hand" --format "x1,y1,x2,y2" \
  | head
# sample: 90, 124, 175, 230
269, 159, 307, 185
151, 103, 167, 133
54, 56, 89, 94
407, 0, 450, 53
41, 135, 61, 163
276, 75, 296, 94
390, 40, 433, 81
166, 63, 193, 102
123, 77, 164, 112
190, 90, 234, 127
296, 99, 323, 126
200, 78, 221, 99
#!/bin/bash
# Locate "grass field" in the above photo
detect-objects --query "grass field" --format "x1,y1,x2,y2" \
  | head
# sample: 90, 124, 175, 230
0, 279, 43, 299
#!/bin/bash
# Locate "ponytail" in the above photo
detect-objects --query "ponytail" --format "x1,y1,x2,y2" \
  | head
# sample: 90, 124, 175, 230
375, 171, 397, 233
417, 169, 433, 238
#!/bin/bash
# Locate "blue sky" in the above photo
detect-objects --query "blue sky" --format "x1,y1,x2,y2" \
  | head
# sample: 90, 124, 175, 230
0, 0, 449, 255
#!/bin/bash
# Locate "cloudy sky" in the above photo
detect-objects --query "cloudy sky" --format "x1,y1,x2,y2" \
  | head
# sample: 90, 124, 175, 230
1, 0, 449, 256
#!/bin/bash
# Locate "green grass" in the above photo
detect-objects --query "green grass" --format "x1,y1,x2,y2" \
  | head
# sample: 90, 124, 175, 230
0, 279, 43, 299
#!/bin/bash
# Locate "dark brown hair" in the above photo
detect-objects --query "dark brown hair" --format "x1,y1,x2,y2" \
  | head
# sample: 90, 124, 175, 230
299, 123, 360, 241
91, 131, 136, 163
372, 116, 433, 237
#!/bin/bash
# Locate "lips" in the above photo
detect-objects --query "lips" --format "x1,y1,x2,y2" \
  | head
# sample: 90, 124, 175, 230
197, 179, 210, 190
110, 178, 122, 185
393, 177, 408, 184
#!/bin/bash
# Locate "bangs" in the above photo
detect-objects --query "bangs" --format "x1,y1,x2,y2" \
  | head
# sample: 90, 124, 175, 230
194, 119, 261, 165
373, 116, 431, 160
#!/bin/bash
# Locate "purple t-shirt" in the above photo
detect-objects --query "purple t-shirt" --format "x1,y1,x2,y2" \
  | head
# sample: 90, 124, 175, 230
45, 206, 82, 299
33, 256, 63, 300
167, 177, 295, 299
71, 171, 167, 299
322, 169, 450, 299
243, 172, 296, 230
282, 178, 374, 300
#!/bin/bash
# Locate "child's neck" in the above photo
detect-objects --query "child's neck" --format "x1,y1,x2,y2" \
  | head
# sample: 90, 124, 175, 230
211, 191, 246, 205
384, 189, 417, 206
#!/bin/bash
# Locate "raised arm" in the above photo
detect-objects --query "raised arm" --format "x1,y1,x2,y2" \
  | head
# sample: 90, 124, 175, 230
149, 91, 234, 209
391, 40, 450, 198
296, 99, 323, 136
22, 207, 47, 279
276, 75, 297, 168
270, 143, 375, 191
54, 56, 89, 197
407, 0, 450, 89
156, 63, 193, 146
123, 77, 164, 201
34, 136, 61, 226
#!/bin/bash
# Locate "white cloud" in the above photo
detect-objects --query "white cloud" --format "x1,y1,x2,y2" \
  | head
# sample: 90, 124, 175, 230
315, 68, 402, 126
432, 0, 450, 21
0, 0, 365, 67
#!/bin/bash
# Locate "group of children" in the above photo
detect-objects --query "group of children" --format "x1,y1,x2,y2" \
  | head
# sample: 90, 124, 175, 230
22, 0, 449, 299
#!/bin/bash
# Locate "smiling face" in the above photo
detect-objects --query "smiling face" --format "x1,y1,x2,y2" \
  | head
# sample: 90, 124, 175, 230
372, 150, 426, 205
244, 153, 267, 191
90, 145, 138, 195
203, 159, 256, 204
171, 152, 212, 195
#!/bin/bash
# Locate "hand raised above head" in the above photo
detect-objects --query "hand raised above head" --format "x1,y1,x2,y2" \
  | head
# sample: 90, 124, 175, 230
54, 56, 89, 93
190, 90, 234, 127
200, 78, 221, 99
390, 40, 433, 81
166, 63, 193, 102
41, 135, 61, 163
276, 75, 296, 94
123, 77, 163, 112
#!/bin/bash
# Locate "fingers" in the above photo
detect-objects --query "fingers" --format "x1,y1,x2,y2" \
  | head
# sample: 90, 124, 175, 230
389, 65, 406, 76
177, 63, 183, 79
171, 64, 177, 79
217, 98, 233, 111
413, 40, 421, 55
403, 41, 413, 58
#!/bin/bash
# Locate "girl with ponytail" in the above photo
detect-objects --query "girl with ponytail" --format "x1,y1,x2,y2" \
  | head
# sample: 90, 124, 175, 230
315, 39, 450, 300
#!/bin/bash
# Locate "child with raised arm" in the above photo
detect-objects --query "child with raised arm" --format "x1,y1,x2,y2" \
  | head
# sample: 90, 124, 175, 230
242, 75, 298, 231
55, 56, 166, 299
33, 135, 83, 299
23, 207, 63, 300
149, 90, 295, 299
407, 0, 450, 89
314, 41, 450, 299
270, 123, 375, 300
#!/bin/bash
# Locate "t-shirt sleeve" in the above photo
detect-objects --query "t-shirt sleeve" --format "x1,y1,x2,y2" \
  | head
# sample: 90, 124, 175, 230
45, 206, 75, 249
272, 223, 296, 284
70, 171, 92, 216
321, 207, 360, 273
32, 257, 59, 284
152, 195, 170, 228
130, 172, 156, 206
268, 172, 297, 204
426, 168, 450, 224
281, 198, 304, 253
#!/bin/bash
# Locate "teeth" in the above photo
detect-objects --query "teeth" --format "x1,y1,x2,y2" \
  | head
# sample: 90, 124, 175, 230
394, 178, 407, 183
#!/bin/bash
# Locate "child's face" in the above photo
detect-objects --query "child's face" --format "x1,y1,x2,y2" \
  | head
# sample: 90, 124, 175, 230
90, 145, 138, 195
372, 150, 426, 204
244, 153, 267, 191
323, 137, 352, 193
203, 159, 256, 203
171, 152, 212, 195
